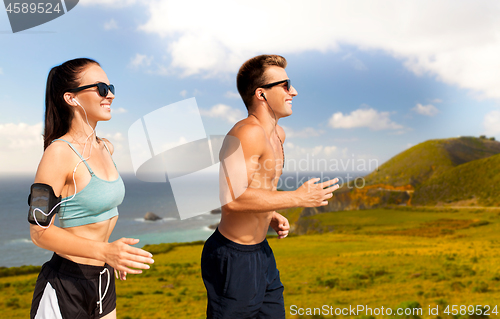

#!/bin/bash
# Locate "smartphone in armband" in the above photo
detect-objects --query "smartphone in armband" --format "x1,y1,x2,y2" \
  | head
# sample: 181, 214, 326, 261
27, 183, 62, 227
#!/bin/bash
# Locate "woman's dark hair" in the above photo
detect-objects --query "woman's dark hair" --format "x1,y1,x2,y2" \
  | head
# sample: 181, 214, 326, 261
44, 58, 100, 150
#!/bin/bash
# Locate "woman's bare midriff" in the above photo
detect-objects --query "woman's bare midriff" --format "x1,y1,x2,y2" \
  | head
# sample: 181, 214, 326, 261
57, 215, 118, 266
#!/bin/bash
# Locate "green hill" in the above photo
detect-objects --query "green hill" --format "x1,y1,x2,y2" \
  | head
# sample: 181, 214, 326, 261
413, 152, 500, 206
281, 136, 500, 223
364, 136, 500, 187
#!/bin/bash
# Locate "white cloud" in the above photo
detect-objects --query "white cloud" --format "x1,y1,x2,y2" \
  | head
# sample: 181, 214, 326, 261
80, 0, 139, 7
390, 130, 409, 135
0, 122, 43, 149
483, 110, 500, 136
412, 103, 439, 116
179, 89, 202, 98
341, 148, 349, 158
334, 137, 359, 143
329, 107, 403, 131
122, 0, 500, 100
100, 131, 125, 142
281, 125, 324, 138
129, 54, 153, 68
200, 104, 245, 123
342, 53, 368, 71
431, 98, 443, 103
104, 19, 118, 30
111, 107, 127, 114
0, 122, 43, 173
324, 146, 337, 155
224, 91, 240, 99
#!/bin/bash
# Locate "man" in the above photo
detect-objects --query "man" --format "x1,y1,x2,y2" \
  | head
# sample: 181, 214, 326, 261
201, 54, 339, 318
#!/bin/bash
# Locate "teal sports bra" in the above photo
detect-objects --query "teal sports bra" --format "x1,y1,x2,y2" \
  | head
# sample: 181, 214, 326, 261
52, 139, 125, 228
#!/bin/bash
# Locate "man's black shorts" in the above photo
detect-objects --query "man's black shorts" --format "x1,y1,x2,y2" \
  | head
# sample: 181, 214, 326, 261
201, 228, 285, 319
30, 253, 116, 319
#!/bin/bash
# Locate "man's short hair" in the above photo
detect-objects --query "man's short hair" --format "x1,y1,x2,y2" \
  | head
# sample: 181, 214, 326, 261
237, 55, 287, 110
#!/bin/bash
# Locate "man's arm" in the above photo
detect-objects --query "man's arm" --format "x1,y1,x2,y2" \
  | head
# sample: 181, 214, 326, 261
220, 124, 339, 214
224, 178, 338, 213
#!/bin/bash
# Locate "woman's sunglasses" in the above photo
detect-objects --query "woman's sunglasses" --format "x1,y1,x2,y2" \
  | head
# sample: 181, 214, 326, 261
260, 79, 291, 92
66, 82, 115, 97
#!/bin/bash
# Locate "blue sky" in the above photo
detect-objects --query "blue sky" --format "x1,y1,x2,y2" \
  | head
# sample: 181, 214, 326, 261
1, 0, 500, 174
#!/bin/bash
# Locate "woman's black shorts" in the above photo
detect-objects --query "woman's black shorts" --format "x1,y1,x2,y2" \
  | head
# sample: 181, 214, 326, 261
30, 253, 116, 319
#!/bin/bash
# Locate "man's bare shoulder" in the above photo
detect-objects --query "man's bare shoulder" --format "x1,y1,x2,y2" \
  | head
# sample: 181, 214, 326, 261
223, 118, 267, 157
228, 118, 267, 142
276, 124, 286, 142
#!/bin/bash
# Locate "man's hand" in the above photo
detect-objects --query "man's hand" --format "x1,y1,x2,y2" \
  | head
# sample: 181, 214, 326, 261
270, 212, 290, 239
294, 178, 339, 207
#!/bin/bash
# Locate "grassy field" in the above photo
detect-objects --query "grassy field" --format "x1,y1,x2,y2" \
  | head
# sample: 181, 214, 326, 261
2, 207, 500, 318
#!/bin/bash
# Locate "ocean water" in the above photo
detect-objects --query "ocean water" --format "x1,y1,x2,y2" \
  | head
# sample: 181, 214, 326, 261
0, 171, 355, 267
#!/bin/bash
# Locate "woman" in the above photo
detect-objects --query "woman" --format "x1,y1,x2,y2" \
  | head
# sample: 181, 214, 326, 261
29, 58, 154, 319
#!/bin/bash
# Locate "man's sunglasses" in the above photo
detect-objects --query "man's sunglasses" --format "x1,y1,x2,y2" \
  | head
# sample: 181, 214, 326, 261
66, 82, 115, 97
260, 79, 291, 92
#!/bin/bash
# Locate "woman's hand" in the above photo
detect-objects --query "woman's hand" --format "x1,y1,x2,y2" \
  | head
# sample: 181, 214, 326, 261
102, 238, 154, 275
115, 269, 127, 281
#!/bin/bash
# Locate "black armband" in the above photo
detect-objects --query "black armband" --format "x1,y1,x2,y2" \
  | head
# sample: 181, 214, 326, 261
27, 183, 62, 227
